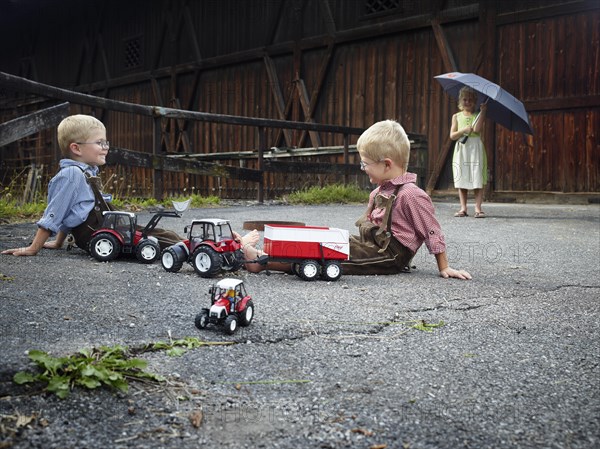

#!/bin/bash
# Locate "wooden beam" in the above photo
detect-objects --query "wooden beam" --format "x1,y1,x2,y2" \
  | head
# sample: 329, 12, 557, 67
183, 3, 202, 62
295, 79, 322, 147
431, 17, 457, 72
0, 102, 69, 147
318, 0, 337, 35
265, 159, 361, 175
0, 72, 364, 135
425, 16, 458, 194
297, 40, 335, 146
496, 0, 598, 25
480, 1, 497, 199
106, 146, 263, 182
152, 117, 164, 200
263, 55, 293, 146
64, 5, 479, 95
525, 95, 600, 112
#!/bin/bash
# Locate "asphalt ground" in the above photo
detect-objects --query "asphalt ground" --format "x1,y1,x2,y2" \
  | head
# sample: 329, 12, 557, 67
0, 201, 599, 449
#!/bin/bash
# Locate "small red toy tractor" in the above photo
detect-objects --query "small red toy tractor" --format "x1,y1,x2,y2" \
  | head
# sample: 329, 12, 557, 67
161, 218, 244, 277
89, 210, 181, 263
195, 278, 254, 335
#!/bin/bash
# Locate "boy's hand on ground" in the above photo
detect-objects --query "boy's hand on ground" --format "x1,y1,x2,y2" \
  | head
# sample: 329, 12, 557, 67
440, 267, 472, 280
2, 246, 39, 256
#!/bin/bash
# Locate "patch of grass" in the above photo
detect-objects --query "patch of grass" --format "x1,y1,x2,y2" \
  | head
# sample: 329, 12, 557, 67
0, 195, 46, 222
0, 193, 220, 222
284, 184, 370, 205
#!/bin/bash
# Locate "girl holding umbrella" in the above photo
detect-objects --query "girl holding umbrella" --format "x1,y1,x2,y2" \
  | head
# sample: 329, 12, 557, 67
450, 86, 488, 218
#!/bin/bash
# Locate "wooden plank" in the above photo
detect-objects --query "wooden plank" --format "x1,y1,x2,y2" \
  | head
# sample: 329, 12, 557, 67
106, 147, 263, 182
0, 72, 364, 135
263, 55, 293, 146
265, 160, 361, 175
573, 110, 586, 192
295, 79, 322, 147
480, 1, 497, 196
431, 17, 457, 73
0, 102, 69, 147
587, 110, 600, 192
424, 11, 463, 194
496, 0, 598, 25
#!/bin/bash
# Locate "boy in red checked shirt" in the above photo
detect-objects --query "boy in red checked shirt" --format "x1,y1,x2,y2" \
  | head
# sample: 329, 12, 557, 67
341, 119, 471, 279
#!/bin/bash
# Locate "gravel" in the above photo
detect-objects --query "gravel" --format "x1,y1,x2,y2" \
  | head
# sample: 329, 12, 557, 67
1, 201, 599, 448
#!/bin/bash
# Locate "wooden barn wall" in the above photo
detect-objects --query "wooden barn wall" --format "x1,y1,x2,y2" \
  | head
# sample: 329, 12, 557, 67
0, 0, 598, 199
495, 9, 600, 193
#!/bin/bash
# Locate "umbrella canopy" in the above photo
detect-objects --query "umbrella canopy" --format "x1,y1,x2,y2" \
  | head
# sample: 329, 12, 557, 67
434, 72, 533, 135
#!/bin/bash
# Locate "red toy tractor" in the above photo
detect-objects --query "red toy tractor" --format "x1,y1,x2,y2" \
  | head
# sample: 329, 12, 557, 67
161, 218, 244, 277
195, 278, 254, 335
89, 210, 181, 263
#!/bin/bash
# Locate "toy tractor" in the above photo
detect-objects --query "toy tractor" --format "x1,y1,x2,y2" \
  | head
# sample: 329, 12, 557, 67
161, 218, 244, 277
195, 278, 254, 335
89, 210, 182, 263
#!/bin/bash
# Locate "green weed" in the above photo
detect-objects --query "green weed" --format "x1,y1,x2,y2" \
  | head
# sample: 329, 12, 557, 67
13, 346, 164, 399
13, 337, 234, 398
284, 184, 369, 204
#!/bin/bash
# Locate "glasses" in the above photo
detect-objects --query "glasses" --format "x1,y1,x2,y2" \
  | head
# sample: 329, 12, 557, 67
359, 159, 383, 171
76, 140, 110, 149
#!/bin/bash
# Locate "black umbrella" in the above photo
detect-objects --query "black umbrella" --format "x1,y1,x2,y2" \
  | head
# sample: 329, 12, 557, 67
435, 72, 533, 135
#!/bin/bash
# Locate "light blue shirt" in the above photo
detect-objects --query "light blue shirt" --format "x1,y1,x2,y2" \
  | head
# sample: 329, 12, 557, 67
37, 160, 100, 235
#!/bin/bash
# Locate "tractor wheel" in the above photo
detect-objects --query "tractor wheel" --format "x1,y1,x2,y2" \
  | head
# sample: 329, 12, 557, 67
224, 315, 239, 335
89, 233, 121, 262
136, 240, 160, 263
298, 260, 320, 281
192, 246, 223, 278
161, 247, 183, 272
239, 300, 254, 327
321, 260, 342, 282
195, 310, 209, 330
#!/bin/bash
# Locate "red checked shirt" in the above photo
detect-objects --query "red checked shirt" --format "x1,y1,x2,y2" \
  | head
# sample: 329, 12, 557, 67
367, 172, 446, 254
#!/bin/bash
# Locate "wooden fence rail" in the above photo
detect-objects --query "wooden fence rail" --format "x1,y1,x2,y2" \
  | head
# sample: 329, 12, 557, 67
0, 71, 427, 200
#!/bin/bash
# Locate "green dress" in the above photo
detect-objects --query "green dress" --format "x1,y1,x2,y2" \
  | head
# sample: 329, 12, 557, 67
452, 112, 488, 189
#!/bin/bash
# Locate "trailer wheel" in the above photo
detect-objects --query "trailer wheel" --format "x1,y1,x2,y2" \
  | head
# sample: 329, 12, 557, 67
298, 260, 320, 281
322, 260, 342, 281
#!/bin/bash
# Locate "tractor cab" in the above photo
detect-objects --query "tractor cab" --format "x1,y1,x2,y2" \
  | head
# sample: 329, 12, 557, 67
100, 211, 137, 246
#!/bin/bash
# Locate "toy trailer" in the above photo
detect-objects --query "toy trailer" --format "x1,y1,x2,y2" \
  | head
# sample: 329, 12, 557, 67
263, 225, 350, 281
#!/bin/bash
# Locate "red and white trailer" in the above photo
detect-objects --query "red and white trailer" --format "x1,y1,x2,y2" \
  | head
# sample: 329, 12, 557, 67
263, 224, 350, 281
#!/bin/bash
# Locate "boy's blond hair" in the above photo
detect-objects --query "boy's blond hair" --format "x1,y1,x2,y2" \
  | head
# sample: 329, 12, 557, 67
357, 120, 410, 170
57, 114, 105, 157
457, 86, 478, 111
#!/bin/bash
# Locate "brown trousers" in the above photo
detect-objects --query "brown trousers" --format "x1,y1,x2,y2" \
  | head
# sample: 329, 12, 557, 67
341, 186, 414, 275
71, 175, 181, 251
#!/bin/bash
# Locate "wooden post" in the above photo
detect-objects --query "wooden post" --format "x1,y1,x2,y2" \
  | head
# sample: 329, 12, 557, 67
257, 127, 266, 203
479, 2, 497, 200
153, 116, 164, 200
425, 16, 459, 195
343, 134, 349, 185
